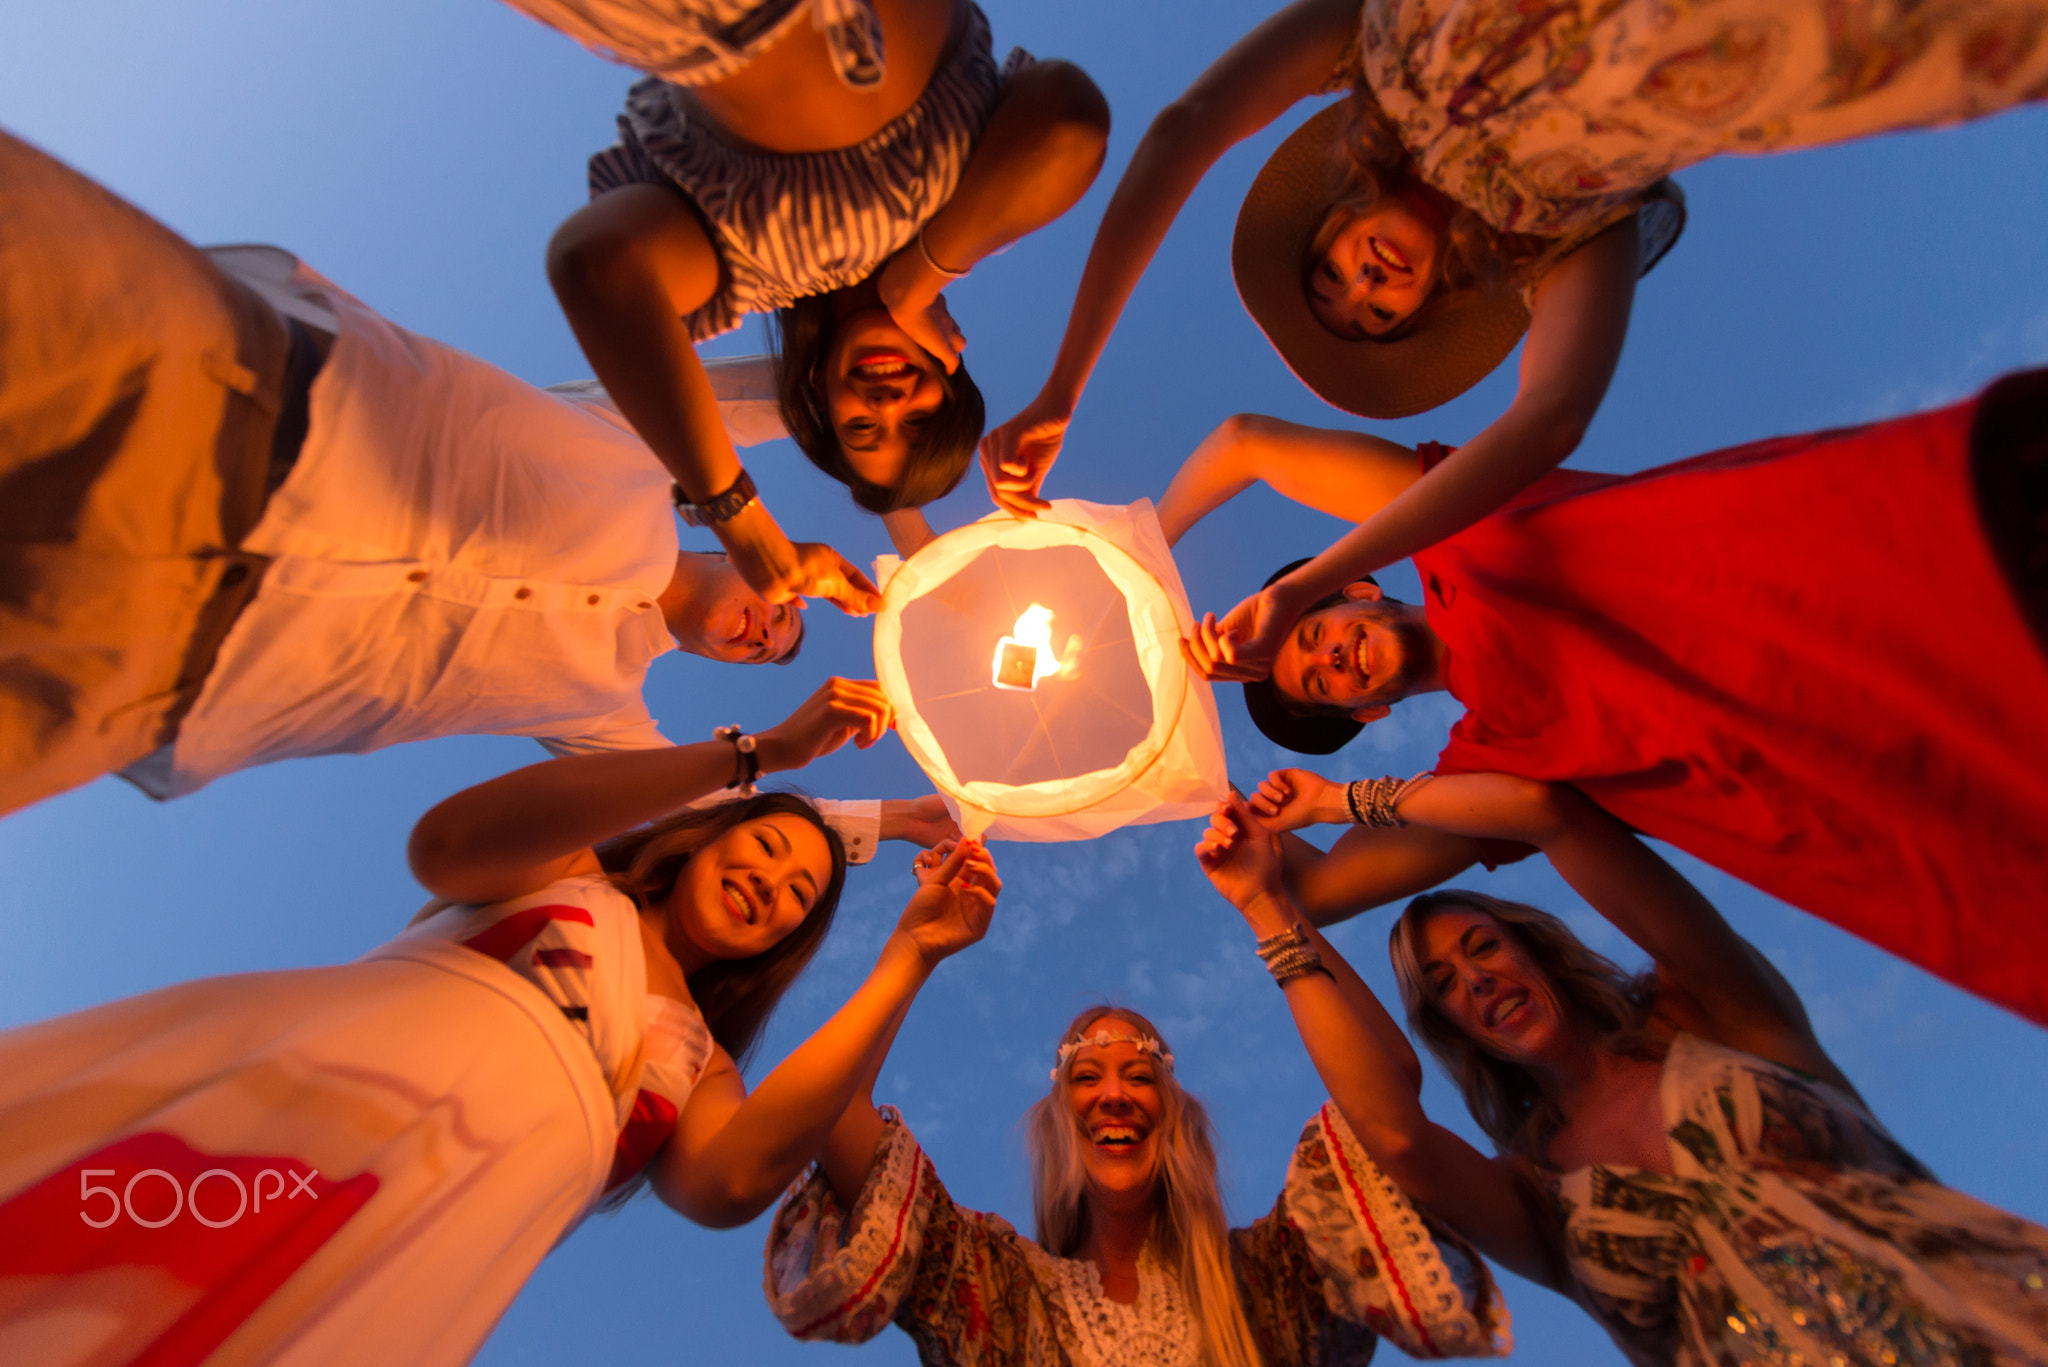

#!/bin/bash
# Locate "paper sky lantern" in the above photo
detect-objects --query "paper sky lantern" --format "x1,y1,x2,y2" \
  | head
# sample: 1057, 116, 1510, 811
873, 499, 1227, 842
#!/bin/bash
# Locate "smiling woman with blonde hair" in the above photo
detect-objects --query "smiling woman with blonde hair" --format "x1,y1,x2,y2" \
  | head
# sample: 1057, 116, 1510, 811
1236, 765, 2048, 1365
763, 824, 1512, 1366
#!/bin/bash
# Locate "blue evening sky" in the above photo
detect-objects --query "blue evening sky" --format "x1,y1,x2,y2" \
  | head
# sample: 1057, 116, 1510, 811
3, 2, 2045, 1363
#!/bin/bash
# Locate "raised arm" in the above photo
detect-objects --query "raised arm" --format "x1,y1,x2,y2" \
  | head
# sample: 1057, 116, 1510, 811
810, 841, 961, 1206
1250, 766, 1486, 925
407, 677, 894, 905
1203, 220, 1640, 677
980, 0, 1361, 516
872, 60, 1110, 371
1393, 773, 1852, 1093
1158, 413, 1422, 547
656, 840, 1002, 1226
546, 187, 878, 614
1194, 794, 1566, 1289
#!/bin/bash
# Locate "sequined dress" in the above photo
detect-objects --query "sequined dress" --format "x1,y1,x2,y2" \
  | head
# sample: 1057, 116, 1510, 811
1549, 1033, 2048, 1367
765, 1103, 1513, 1365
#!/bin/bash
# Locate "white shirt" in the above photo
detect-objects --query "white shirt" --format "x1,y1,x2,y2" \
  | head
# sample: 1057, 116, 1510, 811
121, 248, 879, 860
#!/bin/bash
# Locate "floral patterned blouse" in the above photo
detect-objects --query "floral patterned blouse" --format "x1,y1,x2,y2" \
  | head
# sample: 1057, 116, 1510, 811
765, 1103, 1512, 1366
1352, 0, 2048, 279
1547, 1033, 2048, 1367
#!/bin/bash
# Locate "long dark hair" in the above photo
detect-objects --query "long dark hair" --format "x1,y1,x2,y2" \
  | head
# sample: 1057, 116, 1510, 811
1388, 890, 1658, 1159
771, 294, 984, 514
595, 791, 848, 1068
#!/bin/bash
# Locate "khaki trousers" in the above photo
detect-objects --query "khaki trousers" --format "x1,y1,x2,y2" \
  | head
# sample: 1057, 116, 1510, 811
0, 130, 289, 816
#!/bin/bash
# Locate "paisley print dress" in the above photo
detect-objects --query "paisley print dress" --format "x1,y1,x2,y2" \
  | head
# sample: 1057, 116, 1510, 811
1356, 0, 2048, 269
765, 1103, 1513, 1365
1549, 1033, 2048, 1366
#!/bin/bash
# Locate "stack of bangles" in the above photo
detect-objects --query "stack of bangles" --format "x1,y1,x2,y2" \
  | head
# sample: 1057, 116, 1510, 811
1344, 771, 1434, 827
1254, 924, 1329, 988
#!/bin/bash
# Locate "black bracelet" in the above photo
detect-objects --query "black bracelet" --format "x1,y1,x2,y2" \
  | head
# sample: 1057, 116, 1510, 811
675, 468, 759, 527
714, 724, 759, 795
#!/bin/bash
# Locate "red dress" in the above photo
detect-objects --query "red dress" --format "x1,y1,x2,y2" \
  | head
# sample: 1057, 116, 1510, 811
1412, 386, 2048, 1026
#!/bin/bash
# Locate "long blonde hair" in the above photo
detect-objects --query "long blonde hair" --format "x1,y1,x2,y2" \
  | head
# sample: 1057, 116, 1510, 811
1388, 891, 1658, 1159
1025, 1007, 1263, 1367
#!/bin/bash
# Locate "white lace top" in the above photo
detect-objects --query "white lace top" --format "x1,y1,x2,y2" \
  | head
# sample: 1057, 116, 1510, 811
1048, 1245, 1199, 1367
764, 1103, 1512, 1365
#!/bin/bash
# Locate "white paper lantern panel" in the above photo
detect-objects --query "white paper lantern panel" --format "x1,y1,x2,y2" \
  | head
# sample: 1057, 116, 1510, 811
873, 499, 1228, 842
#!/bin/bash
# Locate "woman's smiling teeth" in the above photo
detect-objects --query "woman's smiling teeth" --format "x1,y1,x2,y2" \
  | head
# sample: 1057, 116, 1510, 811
721, 880, 757, 926
1091, 1124, 1145, 1152
850, 350, 914, 381
1483, 989, 1529, 1031
1368, 235, 1411, 273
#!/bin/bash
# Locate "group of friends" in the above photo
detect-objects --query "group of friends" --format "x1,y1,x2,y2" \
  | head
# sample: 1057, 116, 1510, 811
2, 0, 2046, 1364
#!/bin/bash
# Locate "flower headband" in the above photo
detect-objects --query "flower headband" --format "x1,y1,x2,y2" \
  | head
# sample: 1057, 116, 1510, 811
1051, 1028, 1176, 1082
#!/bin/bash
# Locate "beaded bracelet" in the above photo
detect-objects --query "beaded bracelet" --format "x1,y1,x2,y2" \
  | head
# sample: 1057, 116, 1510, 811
1345, 772, 1436, 827
713, 724, 759, 795
1253, 924, 1330, 987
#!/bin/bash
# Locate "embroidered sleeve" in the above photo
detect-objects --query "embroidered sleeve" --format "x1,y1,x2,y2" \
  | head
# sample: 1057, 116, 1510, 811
1275, 1103, 1512, 1360
763, 1110, 1056, 1363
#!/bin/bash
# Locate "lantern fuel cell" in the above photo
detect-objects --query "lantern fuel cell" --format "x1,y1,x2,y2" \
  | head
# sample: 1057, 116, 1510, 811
992, 640, 1041, 691
872, 500, 1228, 843
992, 604, 1063, 691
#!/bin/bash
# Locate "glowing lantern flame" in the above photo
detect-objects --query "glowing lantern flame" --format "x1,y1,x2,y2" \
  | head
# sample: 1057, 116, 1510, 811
992, 604, 1066, 691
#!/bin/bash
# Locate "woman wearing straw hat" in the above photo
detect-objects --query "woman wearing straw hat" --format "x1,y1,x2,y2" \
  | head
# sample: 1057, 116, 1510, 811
980, 0, 2048, 680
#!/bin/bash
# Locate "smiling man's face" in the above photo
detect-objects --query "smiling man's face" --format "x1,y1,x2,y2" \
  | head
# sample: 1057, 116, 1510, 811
1268, 582, 1436, 722
681, 556, 804, 665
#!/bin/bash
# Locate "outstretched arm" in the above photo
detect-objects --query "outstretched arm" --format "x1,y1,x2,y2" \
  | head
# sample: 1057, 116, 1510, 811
656, 841, 1003, 1226
1195, 794, 1566, 1289
1394, 773, 1852, 1093
980, 0, 1360, 516
1202, 220, 1640, 678
407, 677, 894, 905
1254, 768, 1487, 926
546, 187, 878, 614
812, 841, 965, 1205
1157, 413, 1422, 547
873, 60, 1110, 371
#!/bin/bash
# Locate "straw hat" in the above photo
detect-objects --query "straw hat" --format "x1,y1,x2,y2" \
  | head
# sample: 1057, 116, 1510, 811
1232, 103, 1531, 420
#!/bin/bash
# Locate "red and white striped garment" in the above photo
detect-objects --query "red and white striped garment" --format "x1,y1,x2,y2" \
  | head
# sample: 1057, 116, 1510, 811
0, 875, 709, 1366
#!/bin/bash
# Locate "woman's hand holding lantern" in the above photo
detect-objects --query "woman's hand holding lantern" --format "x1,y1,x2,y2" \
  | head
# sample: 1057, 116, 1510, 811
978, 390, 1069, 518
1248, 768, 1347, 832
754, 678, 895, 774
896, 839, 1002, 969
